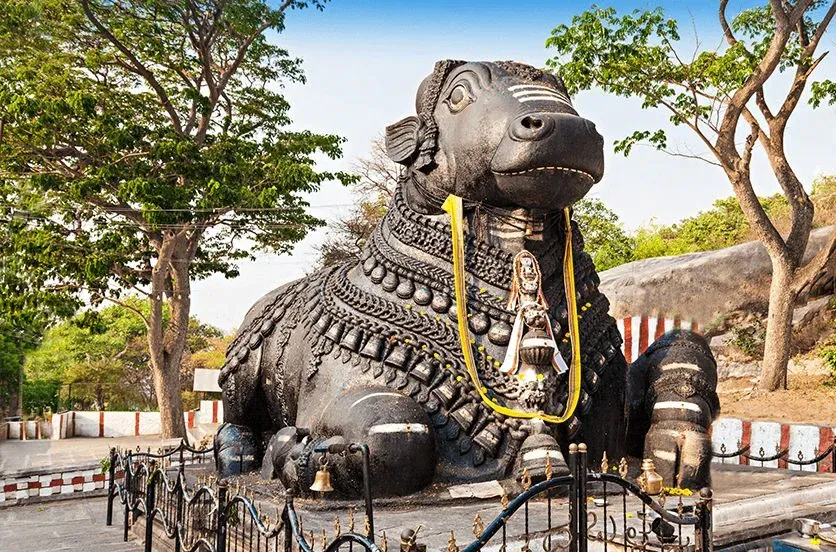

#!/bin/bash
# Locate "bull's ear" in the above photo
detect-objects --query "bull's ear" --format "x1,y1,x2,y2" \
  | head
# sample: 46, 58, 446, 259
384, 116, 421, 165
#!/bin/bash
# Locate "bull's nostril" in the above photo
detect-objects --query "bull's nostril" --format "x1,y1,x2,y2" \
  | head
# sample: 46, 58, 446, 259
521, 116, 543, 130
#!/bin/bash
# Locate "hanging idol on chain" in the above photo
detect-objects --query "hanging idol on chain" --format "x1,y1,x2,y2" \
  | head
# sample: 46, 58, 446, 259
499, 250, 568, 411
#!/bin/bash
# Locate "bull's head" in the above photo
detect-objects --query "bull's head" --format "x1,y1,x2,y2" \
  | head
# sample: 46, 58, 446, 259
385, 60, 604, 212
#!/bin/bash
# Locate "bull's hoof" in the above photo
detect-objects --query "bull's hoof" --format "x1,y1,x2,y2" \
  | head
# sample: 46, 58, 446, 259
260, 427, 307, 480
214, 423, 262, 477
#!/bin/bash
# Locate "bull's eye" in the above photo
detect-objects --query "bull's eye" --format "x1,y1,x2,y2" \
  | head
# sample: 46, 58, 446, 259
446, 83, 473, 113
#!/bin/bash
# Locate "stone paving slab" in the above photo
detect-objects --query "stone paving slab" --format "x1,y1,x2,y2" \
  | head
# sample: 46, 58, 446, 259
0, 435, 182, 476
0, 496, 141, 551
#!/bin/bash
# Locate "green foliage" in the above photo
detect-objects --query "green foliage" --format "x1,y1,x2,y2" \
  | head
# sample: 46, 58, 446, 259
573, 198, 635, 271
0, 0, 351, 293
730, 320, 767, 359
0, 0, 350, 429
546, 3, 833, 158
810, 79, 836, 108
822, 347, 836, 386
22, 379, 62, 415
23, 299, 226, 412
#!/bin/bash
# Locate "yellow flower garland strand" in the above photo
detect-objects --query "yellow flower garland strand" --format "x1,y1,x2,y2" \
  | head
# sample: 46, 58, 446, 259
441, 194, 582, 424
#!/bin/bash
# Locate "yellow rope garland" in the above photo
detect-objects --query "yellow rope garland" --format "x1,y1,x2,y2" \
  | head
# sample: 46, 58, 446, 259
441, 194, 582, 425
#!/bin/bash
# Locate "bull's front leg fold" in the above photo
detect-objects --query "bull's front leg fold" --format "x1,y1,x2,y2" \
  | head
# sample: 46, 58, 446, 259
626, 330, 719, 490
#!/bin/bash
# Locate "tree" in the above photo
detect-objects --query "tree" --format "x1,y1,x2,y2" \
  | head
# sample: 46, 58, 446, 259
573, 198, 635, 271
0, 209, 77, 417
318, 138, 396, 267
0, 0, 352, 436
25, 299, 226, 412
547, 1, 836, 391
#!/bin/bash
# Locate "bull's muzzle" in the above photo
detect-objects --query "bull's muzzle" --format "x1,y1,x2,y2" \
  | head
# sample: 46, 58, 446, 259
492, 112, 604, 182
490, 112, 605, 209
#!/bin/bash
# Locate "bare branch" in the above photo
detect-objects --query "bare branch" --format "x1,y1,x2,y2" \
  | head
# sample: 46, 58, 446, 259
805, 1, 836, 57
719, 0, 739, 46
96, 293, 150, 328
656, 97, 724, 164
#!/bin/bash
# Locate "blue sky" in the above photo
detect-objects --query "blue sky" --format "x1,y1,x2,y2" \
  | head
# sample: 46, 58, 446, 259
190, 0, 836, 331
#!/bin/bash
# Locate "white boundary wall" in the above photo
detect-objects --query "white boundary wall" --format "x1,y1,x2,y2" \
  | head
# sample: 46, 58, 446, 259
1, 400, 223, 440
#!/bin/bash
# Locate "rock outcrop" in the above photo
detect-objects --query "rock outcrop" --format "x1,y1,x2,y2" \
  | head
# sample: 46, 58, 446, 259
599, 225, 835, 325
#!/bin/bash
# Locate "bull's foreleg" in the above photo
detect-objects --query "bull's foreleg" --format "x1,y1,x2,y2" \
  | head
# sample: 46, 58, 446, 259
626, 330, 719, 489
215, 356, 273, 478
261, 386, 437, 497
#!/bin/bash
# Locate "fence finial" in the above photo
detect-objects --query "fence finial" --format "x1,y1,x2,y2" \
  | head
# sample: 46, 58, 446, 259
447, 531, 458, 552
521, 468, 532, 490
472, 513, 484, 537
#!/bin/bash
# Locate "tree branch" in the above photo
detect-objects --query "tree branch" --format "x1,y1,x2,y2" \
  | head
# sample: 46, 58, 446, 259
793, 227, 836, 294
80, 0, 183, 135
96, 293, 150, 328
774, 51, 828, 131
805, 1, 836, 57
715, 1, 809, 163
719, 0, 739, 46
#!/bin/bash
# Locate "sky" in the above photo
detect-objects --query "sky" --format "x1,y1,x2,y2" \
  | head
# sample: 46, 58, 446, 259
190, 0, 836, 332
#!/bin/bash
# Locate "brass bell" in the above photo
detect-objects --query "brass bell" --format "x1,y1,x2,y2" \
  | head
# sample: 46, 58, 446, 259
310, 455, 334, 494
637, 458, 664, 495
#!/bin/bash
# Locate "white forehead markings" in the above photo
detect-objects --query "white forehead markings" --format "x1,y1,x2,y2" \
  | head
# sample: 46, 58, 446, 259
507, 84, 573, 107
517, 95, 574, 107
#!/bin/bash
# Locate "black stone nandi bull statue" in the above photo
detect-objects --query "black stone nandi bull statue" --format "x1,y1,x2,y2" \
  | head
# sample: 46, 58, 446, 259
214, 60, 720, 497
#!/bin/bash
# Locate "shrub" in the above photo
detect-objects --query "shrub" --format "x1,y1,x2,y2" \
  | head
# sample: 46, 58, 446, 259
821, 347, 836, 387
730, 320, 767, 359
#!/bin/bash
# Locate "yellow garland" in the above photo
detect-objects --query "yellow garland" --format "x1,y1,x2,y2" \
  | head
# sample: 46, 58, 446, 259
441, 194, 582, 424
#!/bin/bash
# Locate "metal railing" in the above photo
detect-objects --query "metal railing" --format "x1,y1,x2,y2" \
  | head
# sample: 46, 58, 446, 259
711, 440, 836, 472
461, 445, 712, 552
106, 442, 713, 552
106, 442, 380, 552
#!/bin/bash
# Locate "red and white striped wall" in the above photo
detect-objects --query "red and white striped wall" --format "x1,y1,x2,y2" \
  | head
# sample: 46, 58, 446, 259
711, 417, 836, 472
616, 315, 700, 363
0, 468, 114, 503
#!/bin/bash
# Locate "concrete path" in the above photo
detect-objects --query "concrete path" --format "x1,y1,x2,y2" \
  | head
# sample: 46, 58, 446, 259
0, 435, 182, 476
0, 496, 141, 551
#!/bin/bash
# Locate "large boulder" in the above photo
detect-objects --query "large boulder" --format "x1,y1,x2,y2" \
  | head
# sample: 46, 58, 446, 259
599, 225, 835, 325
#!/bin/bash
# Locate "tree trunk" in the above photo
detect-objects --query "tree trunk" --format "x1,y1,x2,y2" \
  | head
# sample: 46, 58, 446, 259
758, 260, 795, 391
147, 233, 193, 439
150, 353, 186, 438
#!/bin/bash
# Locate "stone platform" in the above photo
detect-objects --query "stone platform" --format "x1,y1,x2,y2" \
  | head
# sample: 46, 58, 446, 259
195, 464, 836, 551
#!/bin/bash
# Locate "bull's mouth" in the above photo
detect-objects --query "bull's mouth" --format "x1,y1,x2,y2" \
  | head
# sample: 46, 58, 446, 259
491, 165, 596, 181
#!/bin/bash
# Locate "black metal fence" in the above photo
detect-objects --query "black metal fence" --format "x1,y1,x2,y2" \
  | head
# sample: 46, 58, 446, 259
712, 440, 836, 472
106, 443, 713, 552
106, 442, 380, 552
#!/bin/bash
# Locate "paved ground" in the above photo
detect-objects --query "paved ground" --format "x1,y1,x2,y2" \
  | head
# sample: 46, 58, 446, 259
0, 496, 141, 551
0, 435, 182, 475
